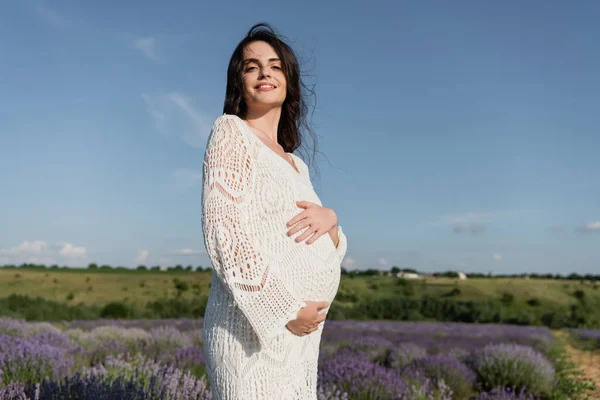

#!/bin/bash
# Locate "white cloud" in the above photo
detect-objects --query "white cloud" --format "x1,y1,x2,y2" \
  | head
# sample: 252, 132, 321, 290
132, 36, 159, 61
493, 254, 502, 262
0, 240, 48, 256
0, 240, 88, 266
342, 256, 357, 268
169, 248, 205, 256
577, 221, 600, 234
377, 257, 389, 266
135, 250, 149, 264
58, 242, 87, 258
142, 92, 212, 148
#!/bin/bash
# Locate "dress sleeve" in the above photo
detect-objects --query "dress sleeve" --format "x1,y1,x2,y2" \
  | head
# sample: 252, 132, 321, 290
201, 115, 306, 348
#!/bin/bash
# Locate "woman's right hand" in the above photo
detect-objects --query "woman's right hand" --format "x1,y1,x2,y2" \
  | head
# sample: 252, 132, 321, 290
285, 300, 329, 336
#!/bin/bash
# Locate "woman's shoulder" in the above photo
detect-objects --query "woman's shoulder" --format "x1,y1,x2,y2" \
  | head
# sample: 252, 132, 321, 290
212, 113, 243, 129
207, 113, 255, 152
210, 113, 245, 139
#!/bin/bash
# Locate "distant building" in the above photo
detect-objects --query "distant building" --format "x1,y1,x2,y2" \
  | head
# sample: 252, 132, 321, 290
159, 266, 168, 272
396, 272, 421, 279
457, 271, 467, 280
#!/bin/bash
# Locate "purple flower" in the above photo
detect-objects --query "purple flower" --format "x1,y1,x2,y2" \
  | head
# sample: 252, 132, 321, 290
388, 343, 427, 370
401, 354, 476, 399
470, 343, 555, 397
474, 385, 535, 399
318, 348, 411, 399
0, 334, 73, 383
0, 381, 27, 400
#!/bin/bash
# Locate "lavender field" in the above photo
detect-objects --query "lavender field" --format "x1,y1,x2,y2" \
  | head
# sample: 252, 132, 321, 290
0, 318, 560, 399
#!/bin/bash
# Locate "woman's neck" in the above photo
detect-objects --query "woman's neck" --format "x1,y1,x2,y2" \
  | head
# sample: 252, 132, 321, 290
244, 107, 282, 144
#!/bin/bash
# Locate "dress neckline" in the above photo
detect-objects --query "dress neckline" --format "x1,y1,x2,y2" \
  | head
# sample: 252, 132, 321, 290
232, 114, 302, 177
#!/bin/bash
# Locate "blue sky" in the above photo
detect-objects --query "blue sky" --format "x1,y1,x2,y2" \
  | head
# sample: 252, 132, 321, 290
1, 1, 599, 274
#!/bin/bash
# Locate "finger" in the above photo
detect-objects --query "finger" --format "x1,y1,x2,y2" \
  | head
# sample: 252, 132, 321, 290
316, 314, 327, 324
287, 221, 310, 237
295, 228, 314, 243
306, 229, 322, 245
287, 213, 305, 229
316, 301, 329, 310
296, 200, 314, 209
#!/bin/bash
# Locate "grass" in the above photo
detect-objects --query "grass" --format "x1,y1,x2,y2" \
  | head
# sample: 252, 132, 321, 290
2, 268, 600, 309
0, 268, 212, 306
338, 275, 600, 307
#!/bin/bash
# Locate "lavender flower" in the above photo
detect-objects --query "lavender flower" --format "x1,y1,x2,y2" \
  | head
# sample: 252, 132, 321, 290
0, 381, 27, 400
318, 348, 412, 399
388, 343, 427, 370
470, 343, 555, 397
401, 354, 476, 399
0, 334, 73, 383
474, 386, 535, 399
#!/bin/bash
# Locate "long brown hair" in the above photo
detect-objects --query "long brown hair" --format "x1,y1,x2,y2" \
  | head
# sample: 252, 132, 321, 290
223, 23, 321, 177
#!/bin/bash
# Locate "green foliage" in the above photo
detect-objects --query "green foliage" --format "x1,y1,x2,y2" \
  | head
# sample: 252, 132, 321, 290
527, 298, 541, 307
0, 294, 98, 321
500, 292, 515, 305
100, 302, 137, 319
173, 278, 190, 296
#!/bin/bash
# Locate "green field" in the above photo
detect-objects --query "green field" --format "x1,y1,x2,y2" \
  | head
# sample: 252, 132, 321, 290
2, 268, 598, 306
1, 267, 599, 328
0, 268, 212, 306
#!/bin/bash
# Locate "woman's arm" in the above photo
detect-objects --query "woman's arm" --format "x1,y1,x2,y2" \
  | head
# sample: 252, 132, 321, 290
201, 115, 306, 348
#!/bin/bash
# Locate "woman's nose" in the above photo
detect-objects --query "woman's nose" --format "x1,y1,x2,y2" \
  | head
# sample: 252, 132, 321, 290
258, 67, 271, 78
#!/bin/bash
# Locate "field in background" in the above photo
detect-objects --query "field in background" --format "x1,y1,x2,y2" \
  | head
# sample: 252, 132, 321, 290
1, 268, 600, 329
1, 268, 599, 307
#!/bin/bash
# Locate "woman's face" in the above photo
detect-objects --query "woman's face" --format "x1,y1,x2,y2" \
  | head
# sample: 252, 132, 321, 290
242, 40, 287, 112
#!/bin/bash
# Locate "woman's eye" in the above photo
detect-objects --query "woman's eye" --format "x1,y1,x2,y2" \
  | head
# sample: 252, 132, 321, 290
272, 66, 281, 70
245, 67, 256, 72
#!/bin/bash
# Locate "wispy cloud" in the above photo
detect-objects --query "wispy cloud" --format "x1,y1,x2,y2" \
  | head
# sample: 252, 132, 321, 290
493, 254, 502, 261
0, 240, 87, 266
169, 248, 206, 256
135, 249, 149, 264
431, 209, 531, 235
576, 221, 600, 234
131, 36, 159, 61
377, 257, 389, 266
142, 92, 212, 148
33, 2, 67, 28
342, 256, 357, 268
437, 211, 491, 235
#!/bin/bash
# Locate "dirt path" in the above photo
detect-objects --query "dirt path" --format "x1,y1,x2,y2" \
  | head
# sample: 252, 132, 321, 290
555, 331, 600, 399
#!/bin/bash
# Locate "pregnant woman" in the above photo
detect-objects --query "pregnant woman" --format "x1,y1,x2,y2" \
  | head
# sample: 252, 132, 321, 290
201, 23, 348, 399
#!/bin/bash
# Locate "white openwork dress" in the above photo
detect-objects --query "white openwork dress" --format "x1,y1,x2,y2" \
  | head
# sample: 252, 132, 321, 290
201, 114, 348, 399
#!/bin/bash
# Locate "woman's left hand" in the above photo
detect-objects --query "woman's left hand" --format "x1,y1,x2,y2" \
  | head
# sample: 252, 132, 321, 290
287, 201, 338, 245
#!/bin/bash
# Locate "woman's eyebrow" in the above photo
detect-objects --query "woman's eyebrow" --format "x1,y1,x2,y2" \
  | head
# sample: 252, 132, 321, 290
243, 57, 281, 65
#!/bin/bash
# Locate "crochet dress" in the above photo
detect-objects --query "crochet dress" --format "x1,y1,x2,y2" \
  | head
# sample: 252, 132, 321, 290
201, 114, 348, 399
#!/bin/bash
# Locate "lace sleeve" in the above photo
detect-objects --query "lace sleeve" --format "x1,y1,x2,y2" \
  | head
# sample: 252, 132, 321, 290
201, 115, 306, 348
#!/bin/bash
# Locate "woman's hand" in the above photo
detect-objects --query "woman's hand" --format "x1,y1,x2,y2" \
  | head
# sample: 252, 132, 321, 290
286, 300, 329, 336
287, 201, 338, 245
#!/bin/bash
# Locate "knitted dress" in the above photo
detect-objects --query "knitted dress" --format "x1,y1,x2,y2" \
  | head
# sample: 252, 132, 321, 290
201, 114, 348, 399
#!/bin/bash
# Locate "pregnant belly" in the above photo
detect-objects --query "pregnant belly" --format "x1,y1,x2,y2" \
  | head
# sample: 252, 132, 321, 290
283, 233, 341, 304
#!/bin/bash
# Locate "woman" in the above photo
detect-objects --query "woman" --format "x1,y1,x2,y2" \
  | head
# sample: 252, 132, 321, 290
201, 23, 348, 399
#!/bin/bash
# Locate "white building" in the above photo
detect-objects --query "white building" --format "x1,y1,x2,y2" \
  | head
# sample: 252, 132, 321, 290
457, 271, 467, 280
396, 272, 421, 279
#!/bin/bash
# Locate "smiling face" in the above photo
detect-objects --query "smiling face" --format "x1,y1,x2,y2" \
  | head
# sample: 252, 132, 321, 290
242, 40, 287, 113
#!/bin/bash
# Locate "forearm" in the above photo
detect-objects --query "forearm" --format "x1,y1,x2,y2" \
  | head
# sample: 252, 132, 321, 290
328, 224, 340, 248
